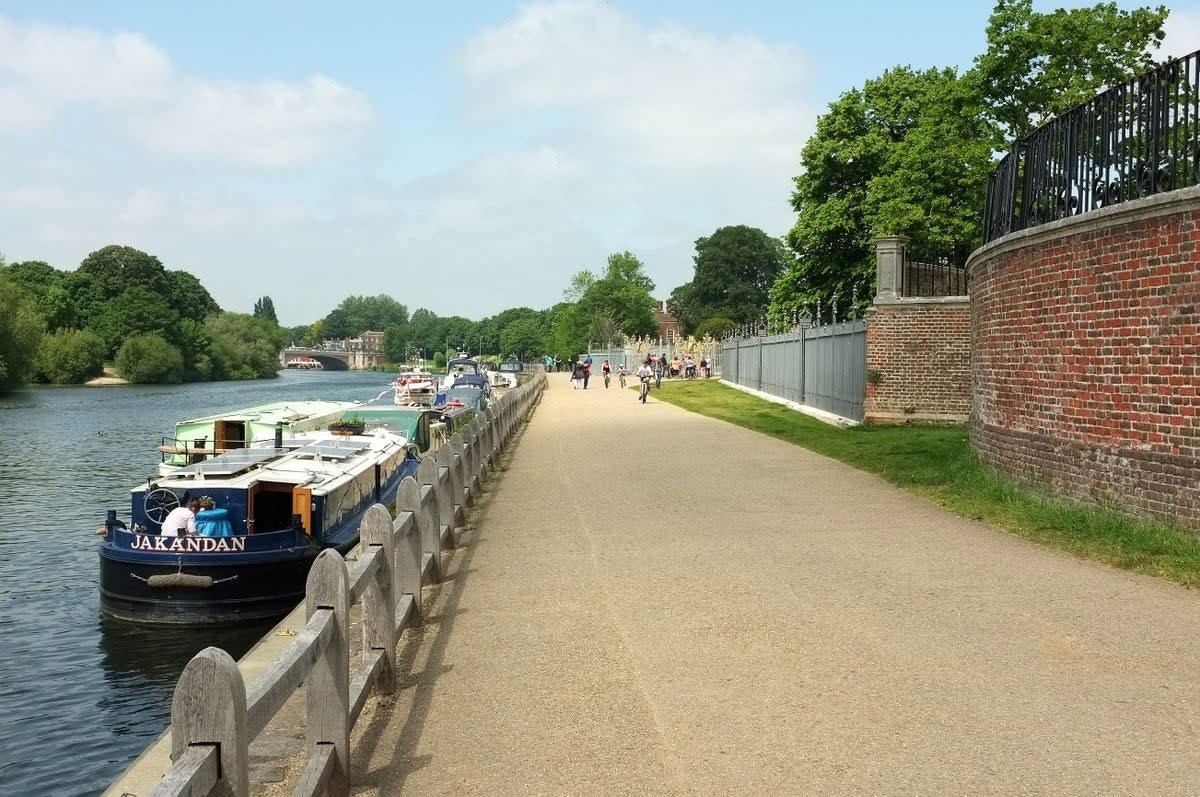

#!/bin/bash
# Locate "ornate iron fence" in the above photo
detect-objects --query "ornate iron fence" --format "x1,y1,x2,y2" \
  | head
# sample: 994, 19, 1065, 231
985, 49, 1200, 242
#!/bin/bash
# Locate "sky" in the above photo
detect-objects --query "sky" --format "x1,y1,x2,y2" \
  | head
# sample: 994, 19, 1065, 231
1, 2, 1198, 326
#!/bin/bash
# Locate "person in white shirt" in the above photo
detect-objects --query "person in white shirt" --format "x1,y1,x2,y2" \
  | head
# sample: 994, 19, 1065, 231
161, 499, 199, 537
636, 361, 653, 403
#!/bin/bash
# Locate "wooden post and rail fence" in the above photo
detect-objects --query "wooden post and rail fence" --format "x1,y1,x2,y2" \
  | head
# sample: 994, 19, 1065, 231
143, 373, 546, 797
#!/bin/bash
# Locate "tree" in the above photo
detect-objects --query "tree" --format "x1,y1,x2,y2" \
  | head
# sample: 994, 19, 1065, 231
693, 317, 736, 340
670, 226, 789, 333
205, 313, 286, 380
500, 317, 546, 360
115, 334, 184, 384
34, 328, 106, 384
577, 252, 658, 341
770, 1, 1168, 322
91, 285, 182, 356
563, 270, 596, 302
253, 295, 278, 324
166, 270, 221, 322
322, 295, 408, 339
773, 66, 995, 320
0, 273, 44, 391
972, 0, 1167, 140
2, 260, 77, 331
77, 244, 169, 299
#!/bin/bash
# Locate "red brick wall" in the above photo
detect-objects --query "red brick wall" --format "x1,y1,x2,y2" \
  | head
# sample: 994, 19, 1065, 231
864, 301, 972, 423
969, 192, 1200, 531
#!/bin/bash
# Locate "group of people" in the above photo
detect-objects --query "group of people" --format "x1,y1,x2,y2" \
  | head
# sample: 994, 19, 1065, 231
161, 497, 235, 538
564, 352, 711, 392
569, 354, 593, 389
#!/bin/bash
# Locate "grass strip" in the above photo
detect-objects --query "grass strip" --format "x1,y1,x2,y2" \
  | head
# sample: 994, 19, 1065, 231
652, 379, 1200, 587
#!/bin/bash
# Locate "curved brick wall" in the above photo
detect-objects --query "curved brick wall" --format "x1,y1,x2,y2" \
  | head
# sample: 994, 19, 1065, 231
968, 187, 1200, 531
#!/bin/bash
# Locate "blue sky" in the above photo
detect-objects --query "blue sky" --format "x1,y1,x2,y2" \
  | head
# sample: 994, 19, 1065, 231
1, 1, 1196, 326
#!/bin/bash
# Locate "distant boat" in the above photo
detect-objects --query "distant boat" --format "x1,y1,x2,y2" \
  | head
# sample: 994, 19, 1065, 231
439, 357, 493, 411
393, 369, 438, 406
98, 400, 445, 625
285, 358, 322, 370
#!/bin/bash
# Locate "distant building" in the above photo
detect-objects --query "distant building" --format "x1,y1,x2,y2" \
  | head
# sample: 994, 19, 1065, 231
654, 299, 683, 344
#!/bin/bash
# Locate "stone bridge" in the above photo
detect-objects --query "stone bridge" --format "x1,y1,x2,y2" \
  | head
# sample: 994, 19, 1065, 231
280, 346, 386, 371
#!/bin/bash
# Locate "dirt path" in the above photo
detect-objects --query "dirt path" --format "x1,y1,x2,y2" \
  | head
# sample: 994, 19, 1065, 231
345, 373, 1200, 795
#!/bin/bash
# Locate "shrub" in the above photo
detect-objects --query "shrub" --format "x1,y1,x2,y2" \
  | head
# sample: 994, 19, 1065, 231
35, 328, 106, 384
115, 333, 184, 383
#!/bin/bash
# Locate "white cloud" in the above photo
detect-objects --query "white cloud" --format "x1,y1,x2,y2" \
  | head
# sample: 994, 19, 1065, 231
459, 1, 811, 172
423, 0, 812, 296
0, 14, 373, 169
0, 4, 814, 323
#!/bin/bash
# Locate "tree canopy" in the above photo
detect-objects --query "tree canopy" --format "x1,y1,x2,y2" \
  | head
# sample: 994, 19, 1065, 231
972, 0, 1167, 140
670, 225, 790, 334
769, 0, 1169, 322
0, 271, 43, 392
322, 295, 409, 339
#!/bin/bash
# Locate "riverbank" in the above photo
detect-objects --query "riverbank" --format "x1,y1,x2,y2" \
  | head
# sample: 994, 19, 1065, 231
86, 367, 129, 386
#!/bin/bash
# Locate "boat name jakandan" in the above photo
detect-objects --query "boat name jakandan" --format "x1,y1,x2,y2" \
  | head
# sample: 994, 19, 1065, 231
128, 535, 249, 553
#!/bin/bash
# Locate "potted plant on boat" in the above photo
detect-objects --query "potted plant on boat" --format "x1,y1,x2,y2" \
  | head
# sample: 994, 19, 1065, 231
329, 414, 365, 435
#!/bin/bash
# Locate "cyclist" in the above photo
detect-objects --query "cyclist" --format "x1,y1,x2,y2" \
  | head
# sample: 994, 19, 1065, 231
617, 363, 628, 388
637, 360, 653, 403
602, 360, 611, 389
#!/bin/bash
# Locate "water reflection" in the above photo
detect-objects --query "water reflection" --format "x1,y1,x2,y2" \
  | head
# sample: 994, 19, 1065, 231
0, 371, 391, 796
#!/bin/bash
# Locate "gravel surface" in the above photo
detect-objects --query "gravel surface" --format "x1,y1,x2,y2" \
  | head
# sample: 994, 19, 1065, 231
336, 374, 1200, 796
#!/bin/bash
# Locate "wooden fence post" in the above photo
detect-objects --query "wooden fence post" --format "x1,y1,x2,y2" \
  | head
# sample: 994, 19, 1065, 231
417, 457, 445, 562
169, 647, 248, 797
359, 503, 396, 694
423, 450, 456, 549
399, 476, 439, 584
437, 443, 465, 529
306, 550, 350, 797
392, 500, 423, 626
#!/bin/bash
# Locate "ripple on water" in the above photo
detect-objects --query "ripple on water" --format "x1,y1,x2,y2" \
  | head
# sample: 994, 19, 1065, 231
0, 371, 390, 795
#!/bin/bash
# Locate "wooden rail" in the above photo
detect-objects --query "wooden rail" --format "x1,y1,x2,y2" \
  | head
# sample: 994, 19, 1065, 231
142, 374, 545, 797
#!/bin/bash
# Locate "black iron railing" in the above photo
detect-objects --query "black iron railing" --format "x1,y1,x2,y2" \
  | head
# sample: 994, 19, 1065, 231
985, 49, 1200, 242
902, 242, 972, 297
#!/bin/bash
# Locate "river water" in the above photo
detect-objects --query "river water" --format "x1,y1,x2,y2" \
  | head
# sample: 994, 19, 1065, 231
0, 370, 396, 797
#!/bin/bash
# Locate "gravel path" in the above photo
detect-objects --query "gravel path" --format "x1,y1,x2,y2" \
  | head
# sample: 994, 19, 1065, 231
345, 373, 1200, 795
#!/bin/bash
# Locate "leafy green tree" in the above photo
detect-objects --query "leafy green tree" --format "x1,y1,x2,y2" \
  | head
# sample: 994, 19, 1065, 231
2, 260, 77, 331
34, 328, 106, 384
774, 66, 995, 320
770, 1, 1167, 322
91, 285, 182, 356
77, 244, 170, 299
166, 270, 221, 322
407, 308, 439, 354
577, 252, 658, 341
670, 226, 789, 333
205, 313, 285, 380
972, 0, 1167, 139
563, 270, 597, 302
115, 333, 184, 384
545, 301, 586, 361
500, 317, 545, 360
323, 295, 408, 339
692, 317, 736, 340
252, 295, 278, 323
0, 273, 44, 391
61, 271, 108, 328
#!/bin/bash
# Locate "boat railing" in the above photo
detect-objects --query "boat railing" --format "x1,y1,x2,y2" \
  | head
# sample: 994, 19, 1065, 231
132, 372, 546, 797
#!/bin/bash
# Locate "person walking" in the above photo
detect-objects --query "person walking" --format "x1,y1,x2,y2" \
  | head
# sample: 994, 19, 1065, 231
653, 355, 664, 389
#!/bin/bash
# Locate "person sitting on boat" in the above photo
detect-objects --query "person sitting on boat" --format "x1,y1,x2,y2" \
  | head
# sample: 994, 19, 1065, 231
161, 499, 200, 537
194, 496, 235, 538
